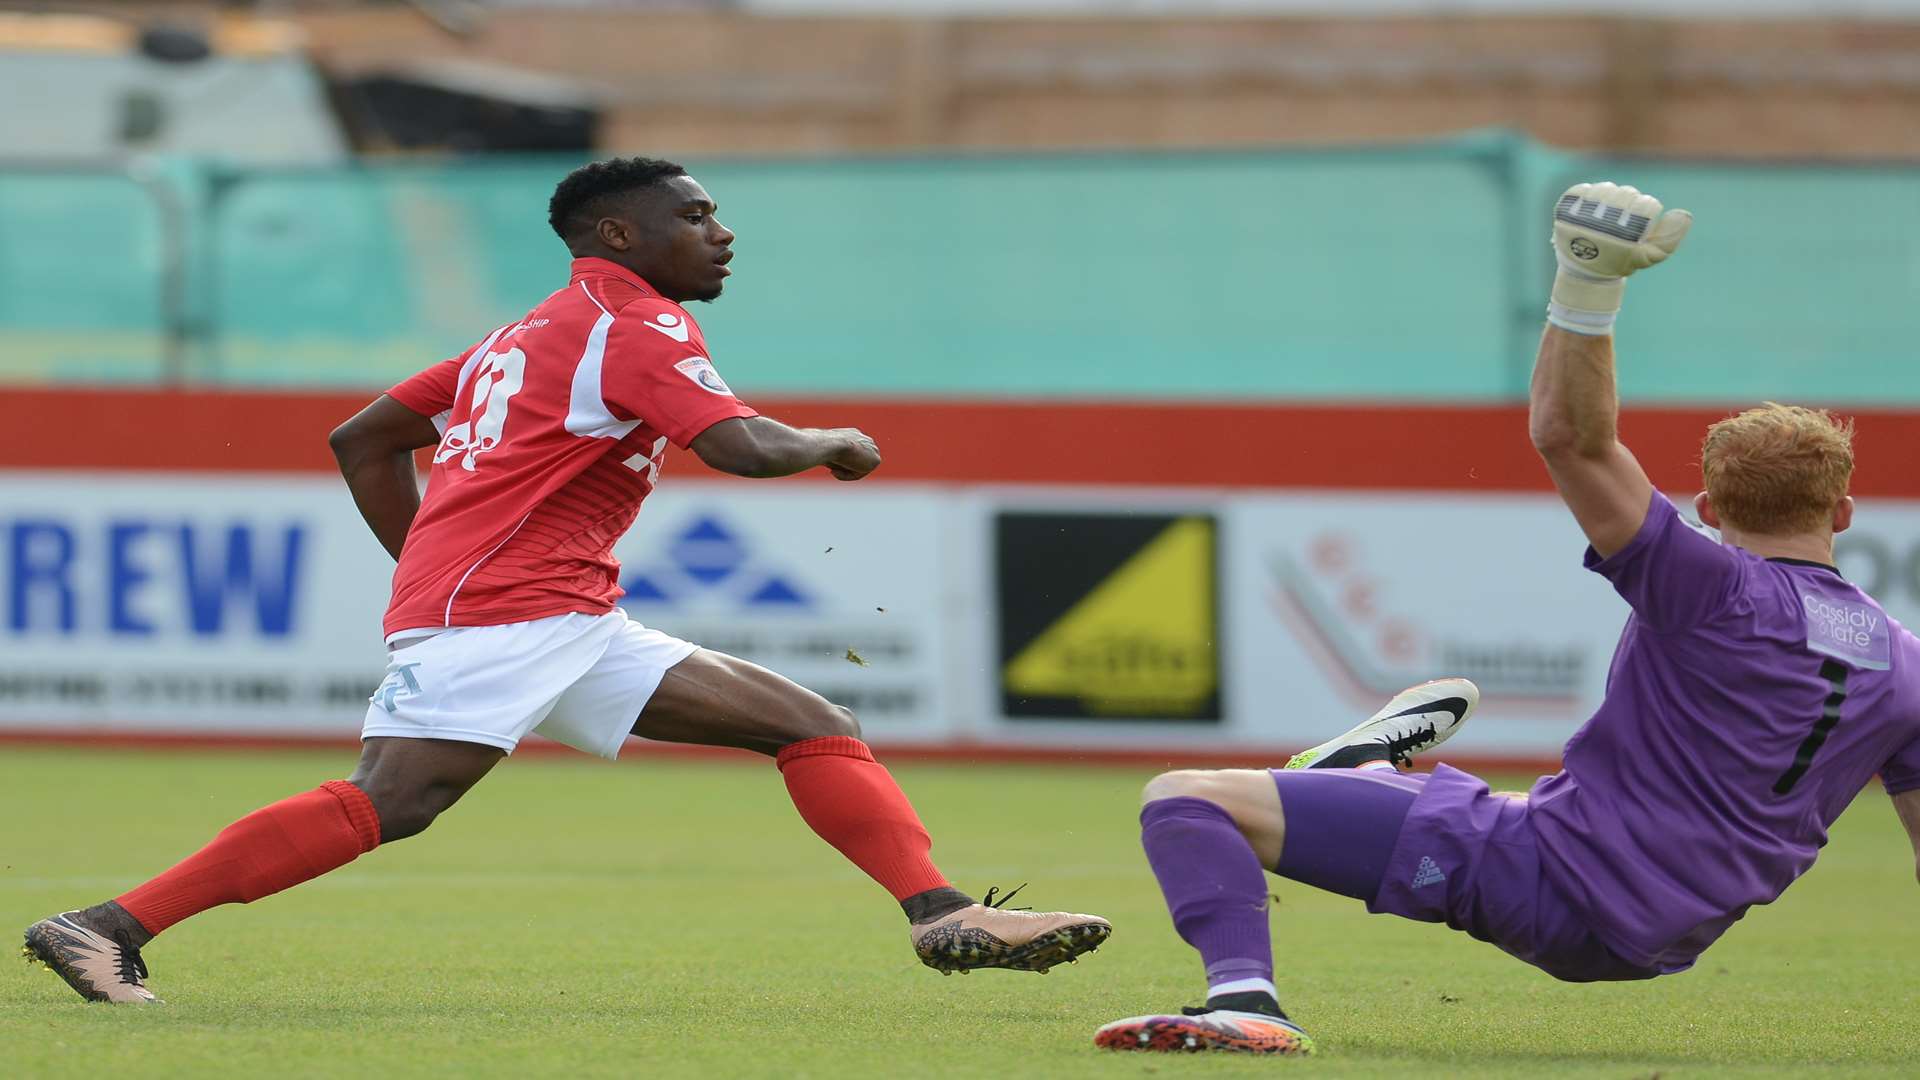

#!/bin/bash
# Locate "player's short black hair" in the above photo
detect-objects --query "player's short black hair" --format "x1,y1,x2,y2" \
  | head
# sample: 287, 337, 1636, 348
547, 156, 688, 246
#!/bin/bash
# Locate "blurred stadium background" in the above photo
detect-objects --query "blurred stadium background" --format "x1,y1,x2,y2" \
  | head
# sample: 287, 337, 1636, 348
3, 0, 1919, 765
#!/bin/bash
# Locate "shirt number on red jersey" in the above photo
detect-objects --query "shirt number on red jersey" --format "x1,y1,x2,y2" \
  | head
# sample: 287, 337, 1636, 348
434, 347, 527, 472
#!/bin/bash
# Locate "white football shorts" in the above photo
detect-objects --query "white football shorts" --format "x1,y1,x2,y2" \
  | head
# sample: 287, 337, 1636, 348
360, 609, 698, 759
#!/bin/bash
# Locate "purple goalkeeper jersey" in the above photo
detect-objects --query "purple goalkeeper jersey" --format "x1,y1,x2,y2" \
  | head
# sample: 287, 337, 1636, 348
1529, 493, 1920, 972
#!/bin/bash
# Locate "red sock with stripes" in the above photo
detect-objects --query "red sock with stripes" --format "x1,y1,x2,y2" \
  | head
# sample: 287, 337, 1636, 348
776, 736, 950, 901
116, 780, 381, 937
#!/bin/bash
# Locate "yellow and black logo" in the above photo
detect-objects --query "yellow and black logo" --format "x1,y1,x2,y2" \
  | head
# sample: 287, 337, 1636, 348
997, 512, 1221, 721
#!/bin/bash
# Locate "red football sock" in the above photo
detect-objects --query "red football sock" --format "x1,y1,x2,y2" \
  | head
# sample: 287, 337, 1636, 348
116, 780, 381, 936
776, 736, 949, 901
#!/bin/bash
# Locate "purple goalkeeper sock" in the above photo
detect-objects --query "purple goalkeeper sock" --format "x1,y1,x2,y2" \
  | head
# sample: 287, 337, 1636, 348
1139, 796, 1273, 987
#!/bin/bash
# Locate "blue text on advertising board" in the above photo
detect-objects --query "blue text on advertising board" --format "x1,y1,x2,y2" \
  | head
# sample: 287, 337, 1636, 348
5, 519, 305, 637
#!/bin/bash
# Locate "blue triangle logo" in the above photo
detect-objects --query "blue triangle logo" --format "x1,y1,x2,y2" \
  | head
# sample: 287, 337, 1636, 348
680, 517, 733, 544
671, 515, 745, 585
620, 573, 674, 604
744, 576, 809, 607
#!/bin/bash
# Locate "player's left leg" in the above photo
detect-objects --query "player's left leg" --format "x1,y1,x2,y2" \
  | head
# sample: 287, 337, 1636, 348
535, 616, 1110, 974
1096, 767, 1432, 1055
1093, 768, 1321, 1055
1096, 679, 1477, 1054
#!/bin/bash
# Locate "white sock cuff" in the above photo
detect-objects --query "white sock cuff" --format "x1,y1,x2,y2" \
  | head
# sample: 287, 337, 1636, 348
1208, 976, 1279, 1000
1546, 302, 1617, 336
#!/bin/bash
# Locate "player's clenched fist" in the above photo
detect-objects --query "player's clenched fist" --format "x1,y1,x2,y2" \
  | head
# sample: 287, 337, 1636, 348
1547, 181, 1692, 336
825, 428, 881, 481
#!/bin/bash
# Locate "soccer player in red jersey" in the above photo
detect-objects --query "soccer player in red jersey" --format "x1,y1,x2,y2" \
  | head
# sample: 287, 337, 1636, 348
23, 158, 1110, 1003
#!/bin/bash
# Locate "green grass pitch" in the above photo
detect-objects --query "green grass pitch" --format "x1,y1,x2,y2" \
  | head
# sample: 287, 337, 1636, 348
3, 747, 1915, 1078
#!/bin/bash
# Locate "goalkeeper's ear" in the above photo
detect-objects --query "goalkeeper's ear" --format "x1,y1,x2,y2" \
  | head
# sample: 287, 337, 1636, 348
1693, 491, 1722, 531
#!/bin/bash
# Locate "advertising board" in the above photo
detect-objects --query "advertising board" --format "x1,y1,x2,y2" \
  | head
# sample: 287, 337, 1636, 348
611, 485, 958, 743
996, 511, 1222, 724
9, 391, 1920, 764
0, 472, 959, 742
1223, 492, 1624, 755
0, 472, 389, 733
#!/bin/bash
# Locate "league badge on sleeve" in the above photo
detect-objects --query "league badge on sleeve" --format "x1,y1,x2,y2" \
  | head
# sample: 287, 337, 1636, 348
674, 356, 736, 396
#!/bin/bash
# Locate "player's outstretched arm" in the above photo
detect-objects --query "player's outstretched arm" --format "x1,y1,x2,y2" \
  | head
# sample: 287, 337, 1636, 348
329, 394, 443, 560
690, 415, 880, 481
1529, 181, 1692, 558
1530, 328, 1654, 558
1892, 790, 1920, 886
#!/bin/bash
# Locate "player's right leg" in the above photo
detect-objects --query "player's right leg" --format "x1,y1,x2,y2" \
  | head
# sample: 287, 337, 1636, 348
616, 642, 1111, 974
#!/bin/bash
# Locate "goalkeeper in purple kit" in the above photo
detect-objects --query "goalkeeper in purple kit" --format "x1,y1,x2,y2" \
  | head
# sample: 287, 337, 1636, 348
1095, 182, 1920, 1055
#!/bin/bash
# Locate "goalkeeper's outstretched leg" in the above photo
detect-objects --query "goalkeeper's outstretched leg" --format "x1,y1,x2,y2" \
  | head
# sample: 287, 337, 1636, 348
1093, 679, 1479, 1056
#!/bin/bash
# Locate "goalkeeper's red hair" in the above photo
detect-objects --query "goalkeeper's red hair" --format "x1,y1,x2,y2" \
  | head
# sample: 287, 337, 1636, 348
1700, 403, 1854, 537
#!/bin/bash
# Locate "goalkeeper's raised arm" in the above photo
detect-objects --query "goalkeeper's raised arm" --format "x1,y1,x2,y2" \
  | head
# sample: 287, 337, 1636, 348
1528, 181, 1692, 557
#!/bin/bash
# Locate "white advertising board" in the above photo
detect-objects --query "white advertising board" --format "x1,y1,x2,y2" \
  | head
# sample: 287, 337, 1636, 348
610, 485, 960, 743
968, 488, 1920, 758
0, 472, 391, 733
1222, 492, 1624, 755
967, 488, 1623, 754
0, 472, 961, 742
7, 470, 1918, 759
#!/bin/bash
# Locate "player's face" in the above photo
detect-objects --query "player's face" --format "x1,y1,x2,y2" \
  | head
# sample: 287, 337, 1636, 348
632, 176, 735, 303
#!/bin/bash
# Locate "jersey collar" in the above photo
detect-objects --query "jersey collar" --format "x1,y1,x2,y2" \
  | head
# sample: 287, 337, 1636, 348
1767, 555, 1844, 577
569, 257, 657, 295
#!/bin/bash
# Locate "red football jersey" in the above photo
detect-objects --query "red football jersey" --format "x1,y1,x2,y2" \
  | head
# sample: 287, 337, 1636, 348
380, 257, 757, 637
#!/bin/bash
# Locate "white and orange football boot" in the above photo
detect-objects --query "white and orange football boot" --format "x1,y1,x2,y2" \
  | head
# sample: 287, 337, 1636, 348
1094, 1006, 1314, 1055
22, 912, 161, 1004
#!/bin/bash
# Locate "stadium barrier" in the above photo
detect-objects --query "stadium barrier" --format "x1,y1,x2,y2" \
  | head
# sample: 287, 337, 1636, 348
2, 133, 1917, 405
5, 387, 1919, 766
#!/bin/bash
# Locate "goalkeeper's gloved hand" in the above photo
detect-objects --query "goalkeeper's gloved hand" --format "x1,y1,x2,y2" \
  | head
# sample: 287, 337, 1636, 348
1548, 181, 1692, 336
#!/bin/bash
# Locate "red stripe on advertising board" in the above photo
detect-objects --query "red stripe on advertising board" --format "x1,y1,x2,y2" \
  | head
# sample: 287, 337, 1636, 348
0, 728, 1567, 774
3, 387, 1917, 495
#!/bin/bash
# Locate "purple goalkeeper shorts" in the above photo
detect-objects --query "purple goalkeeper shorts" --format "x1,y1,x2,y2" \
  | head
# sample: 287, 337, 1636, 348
1269, 764, 1659, 983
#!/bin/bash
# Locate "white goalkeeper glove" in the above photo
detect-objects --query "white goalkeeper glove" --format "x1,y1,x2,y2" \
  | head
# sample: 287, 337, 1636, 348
1548, 181, 1692, 336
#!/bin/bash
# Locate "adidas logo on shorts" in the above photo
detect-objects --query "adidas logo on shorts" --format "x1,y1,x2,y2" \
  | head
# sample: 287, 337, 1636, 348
1411, 856, 1447, 889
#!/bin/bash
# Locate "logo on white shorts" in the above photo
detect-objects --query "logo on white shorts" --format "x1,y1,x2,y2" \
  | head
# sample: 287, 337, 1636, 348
372, 662, 424, 714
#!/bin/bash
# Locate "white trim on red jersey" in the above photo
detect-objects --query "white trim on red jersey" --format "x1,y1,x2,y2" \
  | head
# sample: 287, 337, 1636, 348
443, 511, 533, 627
564, 281, 643, 442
